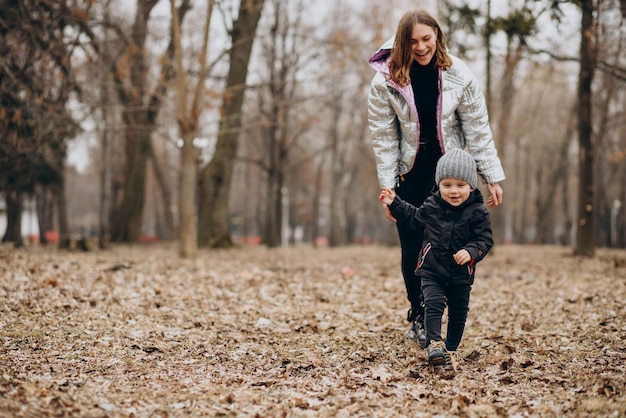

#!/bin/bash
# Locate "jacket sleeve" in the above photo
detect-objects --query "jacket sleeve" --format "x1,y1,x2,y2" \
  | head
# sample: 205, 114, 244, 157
463, 206, 493, 263
454, 61, 506, 185
368, 73, 400, 189
388, 195, 425, 231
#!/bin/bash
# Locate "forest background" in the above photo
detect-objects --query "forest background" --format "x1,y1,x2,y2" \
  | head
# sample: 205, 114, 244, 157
1, 0, 626, 258
2, 1, 626, 416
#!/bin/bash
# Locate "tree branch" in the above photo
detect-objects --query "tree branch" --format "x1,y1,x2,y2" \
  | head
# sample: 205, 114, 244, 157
529, 47, 626, 82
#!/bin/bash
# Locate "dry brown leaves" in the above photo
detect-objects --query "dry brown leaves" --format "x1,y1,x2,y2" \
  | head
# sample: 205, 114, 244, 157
1, 243, 625, 417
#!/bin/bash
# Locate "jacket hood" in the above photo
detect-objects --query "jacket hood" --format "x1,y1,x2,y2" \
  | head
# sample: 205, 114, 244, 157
368, 36, 395, 74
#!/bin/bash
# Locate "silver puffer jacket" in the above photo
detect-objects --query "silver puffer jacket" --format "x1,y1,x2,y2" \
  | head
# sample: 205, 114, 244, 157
368, 38, 505, 189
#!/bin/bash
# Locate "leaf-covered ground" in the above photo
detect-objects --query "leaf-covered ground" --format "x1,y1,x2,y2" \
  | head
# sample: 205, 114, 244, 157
1, 243, 625, 417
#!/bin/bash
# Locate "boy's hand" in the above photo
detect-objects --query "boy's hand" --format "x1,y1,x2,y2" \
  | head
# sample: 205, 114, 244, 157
453, 249, 471, 265
378, 188, 396, 205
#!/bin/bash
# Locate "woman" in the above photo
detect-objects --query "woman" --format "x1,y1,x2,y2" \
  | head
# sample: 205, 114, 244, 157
367, 9, 505, 348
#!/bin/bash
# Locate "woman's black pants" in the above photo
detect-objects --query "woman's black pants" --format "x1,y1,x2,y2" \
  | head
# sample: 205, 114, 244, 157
394, 145, 441, 321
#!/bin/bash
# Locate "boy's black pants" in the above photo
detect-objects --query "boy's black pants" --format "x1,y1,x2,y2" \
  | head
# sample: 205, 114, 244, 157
421, 276, 472, 351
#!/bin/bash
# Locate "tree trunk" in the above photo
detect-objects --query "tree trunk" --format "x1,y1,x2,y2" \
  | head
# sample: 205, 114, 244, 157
148, 143, 175, 240
311, 157, 325, 247
328, 92, 347, 247
55, 181, 69, 248
261, 84, 279, 247
615, 171, 626, 248
560, 151, 573, 246
263, 169, 282, 248
110, 0, 184, 243
514, 145, 531, 243
111, 128, 151, 242
35, 186, 54, 244
593, 63, 618, 247
99, 8, 113, 249
492, 41, 522, 244
535, 107, 576, 243
99, 100, 112, 248
198, 0, 265, 248
2, 190, 23, 246
179, 132, 198, 257
485, 0, 492, 112
170, 0, 205, 258
575, 0, 596, 257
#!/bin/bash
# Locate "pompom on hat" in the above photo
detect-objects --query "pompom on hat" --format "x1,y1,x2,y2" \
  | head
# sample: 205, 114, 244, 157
435, 148, 478, 189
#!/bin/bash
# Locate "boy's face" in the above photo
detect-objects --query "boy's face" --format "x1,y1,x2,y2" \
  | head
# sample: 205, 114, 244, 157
439, 178, 471, 206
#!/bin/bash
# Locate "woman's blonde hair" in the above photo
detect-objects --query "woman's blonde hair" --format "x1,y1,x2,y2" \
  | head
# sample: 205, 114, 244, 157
389, 9, 452, 86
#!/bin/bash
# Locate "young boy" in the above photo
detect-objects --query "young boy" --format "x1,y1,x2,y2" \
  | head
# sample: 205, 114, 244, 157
379, 148, 493, 377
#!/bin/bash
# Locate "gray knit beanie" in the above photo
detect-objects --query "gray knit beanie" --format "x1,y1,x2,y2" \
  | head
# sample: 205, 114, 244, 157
435, 148, 478, 189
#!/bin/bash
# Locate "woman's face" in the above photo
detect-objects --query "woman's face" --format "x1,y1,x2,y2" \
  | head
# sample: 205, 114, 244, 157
410, 23, 437, 66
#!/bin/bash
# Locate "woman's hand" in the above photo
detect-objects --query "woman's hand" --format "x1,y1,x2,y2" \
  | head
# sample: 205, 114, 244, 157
383, 205, 396, 222
486, 183, 503, 207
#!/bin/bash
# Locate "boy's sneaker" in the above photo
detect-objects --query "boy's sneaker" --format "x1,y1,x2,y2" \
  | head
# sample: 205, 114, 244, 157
428, 342, 457, 379
439, 351, 458, 379
407, 320, 427, 349
427, 340, 448, 366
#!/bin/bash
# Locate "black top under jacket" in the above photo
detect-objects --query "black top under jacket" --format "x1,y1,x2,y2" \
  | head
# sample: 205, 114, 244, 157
410, 59, 438, 141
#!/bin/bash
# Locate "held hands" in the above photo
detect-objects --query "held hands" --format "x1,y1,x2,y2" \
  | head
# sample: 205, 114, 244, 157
486, 183, 503, 208
379, 188, 397, 222
453, 249, 471, 265
379, 188, 396, 205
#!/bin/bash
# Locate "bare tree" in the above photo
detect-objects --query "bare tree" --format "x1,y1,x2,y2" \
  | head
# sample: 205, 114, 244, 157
110, 0, 190, 243
255, 0, 309, 247
170, 0, 214, 258
198, 0, 265, 248
490, 6, 537, 244
0, 0, 88, 246
575, 0, 597, 256
534, 105, 577, 244
325, 26, 367, 246
97, 5, 114, 248
147, 144, 175, 240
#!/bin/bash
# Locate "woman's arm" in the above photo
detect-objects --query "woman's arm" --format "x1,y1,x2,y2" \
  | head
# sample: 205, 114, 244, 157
453, 60, 506, 186
368, 74, 401, 189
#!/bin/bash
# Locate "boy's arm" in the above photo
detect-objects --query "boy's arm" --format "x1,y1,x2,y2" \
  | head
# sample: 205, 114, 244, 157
463, 207, 494, 263
387, 195, 426, 231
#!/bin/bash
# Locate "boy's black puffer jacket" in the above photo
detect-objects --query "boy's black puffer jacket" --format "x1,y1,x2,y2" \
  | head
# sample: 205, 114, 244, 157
388, 189, 493, 284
